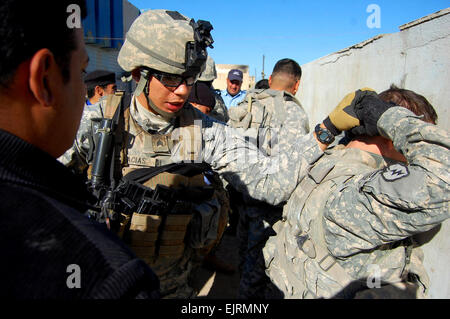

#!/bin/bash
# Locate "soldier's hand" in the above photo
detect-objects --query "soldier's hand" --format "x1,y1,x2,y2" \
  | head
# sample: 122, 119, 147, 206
351, 94, 396, 136
323, 88, 377, 136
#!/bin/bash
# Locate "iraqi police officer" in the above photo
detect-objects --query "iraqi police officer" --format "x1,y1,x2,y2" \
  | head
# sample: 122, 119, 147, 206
61, 9, 390, 298
263, 88, 450, 299
84, 70, 117, 106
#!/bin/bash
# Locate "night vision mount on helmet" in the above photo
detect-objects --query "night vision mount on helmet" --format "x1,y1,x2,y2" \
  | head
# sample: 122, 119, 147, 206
185, 19, 214, 78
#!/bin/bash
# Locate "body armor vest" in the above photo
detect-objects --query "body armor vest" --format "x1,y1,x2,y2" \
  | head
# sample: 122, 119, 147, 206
228, 88, 303, 155
88, 93, 229, 297
264, 146, 428, 299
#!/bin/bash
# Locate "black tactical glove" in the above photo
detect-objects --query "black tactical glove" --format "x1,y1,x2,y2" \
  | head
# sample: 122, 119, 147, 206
323, 88, 377, 136
351, 94, 396, 136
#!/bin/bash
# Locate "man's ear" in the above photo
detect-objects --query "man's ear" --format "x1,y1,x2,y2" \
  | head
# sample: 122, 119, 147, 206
293, 79, 300, 95
95, 85, 104, 97
28, 49, 58, 106
268, 75, 273, 87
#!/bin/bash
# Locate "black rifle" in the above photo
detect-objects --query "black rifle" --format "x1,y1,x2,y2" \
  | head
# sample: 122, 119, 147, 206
86, 93, 129, 232
86, 91, 213, 241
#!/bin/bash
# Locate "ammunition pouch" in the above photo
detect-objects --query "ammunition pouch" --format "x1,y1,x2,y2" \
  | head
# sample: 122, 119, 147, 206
118, 163, 223, 264
129, 212, 193, 261
188, 196, 221, 249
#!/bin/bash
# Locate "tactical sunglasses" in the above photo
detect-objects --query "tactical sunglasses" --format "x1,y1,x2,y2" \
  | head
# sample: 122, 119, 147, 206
150, 70, 196, 88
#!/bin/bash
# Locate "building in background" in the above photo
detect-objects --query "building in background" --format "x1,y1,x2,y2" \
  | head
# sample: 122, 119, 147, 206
213, 64, 255, 91
83, 0, 140, 93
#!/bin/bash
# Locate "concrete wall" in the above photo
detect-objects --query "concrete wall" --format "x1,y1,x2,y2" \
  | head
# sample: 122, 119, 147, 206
297, 8, 450, 131
296, 8, 450, 298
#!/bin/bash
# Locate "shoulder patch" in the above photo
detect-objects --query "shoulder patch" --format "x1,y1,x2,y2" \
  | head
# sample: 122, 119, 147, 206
381, 163, 409, 181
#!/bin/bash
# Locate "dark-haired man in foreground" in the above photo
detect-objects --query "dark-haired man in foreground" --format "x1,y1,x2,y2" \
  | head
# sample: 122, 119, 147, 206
0, 0, 159, 298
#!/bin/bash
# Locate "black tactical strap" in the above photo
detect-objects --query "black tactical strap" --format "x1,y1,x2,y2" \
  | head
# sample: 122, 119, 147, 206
123, 162, 211, 184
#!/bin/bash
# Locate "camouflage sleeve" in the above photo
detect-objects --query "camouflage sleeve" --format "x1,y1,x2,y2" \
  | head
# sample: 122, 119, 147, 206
209, 92, 229, 123
285, 100, 310, 135
259, 100, 310, 157
323, 107, 450, 257
58, 102, 104, 172
200, 115, 323, 206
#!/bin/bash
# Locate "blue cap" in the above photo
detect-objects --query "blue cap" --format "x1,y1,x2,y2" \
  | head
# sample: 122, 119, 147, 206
228, 69, 243, 82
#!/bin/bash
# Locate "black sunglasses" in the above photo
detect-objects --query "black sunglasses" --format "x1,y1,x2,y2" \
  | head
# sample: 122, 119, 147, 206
150, 70, 196, 88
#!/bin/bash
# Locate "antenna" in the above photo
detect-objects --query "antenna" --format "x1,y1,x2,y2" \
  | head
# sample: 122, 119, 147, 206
261, 55, 265, 79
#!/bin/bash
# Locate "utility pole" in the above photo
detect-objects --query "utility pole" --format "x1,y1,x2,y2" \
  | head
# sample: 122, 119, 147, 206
261, 55, 265, 79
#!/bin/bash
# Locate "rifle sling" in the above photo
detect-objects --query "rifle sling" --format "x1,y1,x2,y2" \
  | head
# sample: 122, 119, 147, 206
123, 162, 211, 185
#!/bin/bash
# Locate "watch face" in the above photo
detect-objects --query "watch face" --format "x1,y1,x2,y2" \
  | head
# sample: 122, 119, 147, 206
315, 124, 334, 144
320, 132, 328, 140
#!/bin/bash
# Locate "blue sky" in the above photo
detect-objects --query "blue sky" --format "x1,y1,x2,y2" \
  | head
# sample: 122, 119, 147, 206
128, 0, 449, 81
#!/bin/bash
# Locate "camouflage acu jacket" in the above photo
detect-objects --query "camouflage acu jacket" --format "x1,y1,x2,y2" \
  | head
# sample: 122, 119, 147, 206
264, 107, 450, 299
60, 94, 323, 206
209, 90, 229, 123
227, 88, 309, 156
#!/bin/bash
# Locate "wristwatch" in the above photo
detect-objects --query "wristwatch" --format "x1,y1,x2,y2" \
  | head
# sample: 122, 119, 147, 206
315, 124, 335, 145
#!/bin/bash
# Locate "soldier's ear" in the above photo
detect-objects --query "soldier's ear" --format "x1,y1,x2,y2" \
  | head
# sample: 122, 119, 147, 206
293, 79, 300, 95
268, 75, 272, 88
28, 48, 58, 106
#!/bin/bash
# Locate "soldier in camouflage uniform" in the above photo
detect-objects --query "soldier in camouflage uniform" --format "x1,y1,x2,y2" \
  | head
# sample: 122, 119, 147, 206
263, 88, 450, 299
227, 58, 309, 298
59, 10, 388, 298
197, 55, 229, 123
186, 81, 235, 274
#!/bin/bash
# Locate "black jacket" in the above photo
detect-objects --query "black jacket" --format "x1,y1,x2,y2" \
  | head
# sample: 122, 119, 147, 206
0, 129, 160, 298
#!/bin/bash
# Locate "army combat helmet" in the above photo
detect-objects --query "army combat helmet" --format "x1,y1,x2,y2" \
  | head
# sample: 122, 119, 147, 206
197, 55, 217, 82
118, 9, 214, 118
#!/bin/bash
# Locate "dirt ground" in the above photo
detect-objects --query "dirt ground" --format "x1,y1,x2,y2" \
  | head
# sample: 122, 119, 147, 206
190, 233, 241, 299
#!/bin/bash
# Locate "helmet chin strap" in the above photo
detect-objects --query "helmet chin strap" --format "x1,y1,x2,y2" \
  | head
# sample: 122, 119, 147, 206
134, 69, 183, 120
